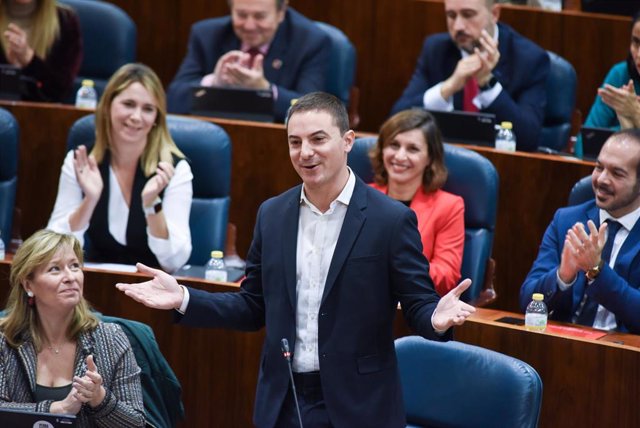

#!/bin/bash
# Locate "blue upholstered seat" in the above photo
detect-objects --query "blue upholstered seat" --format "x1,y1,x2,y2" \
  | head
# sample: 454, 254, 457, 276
314, 21, 356, 107
66, 114, 232, 266
568, 175, 594, 206
538, 51, 577, 151
60, 0, 136, 101
0, 108, 19, 248
348, 137, 499, 303
395, 336, 543, 428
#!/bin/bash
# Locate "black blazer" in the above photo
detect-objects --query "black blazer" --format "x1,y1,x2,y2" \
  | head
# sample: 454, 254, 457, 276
179, 177, 445, 427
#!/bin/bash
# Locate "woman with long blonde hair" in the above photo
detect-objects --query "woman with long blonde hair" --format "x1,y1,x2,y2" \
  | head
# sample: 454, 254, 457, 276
0, 0, 82, 101
48, 63, 193, 273
0, 229, 145, 426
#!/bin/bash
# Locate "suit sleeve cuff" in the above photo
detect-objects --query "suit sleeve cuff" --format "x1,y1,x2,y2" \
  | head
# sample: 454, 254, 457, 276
556, 269, 576, 291
423, 82, 453, 111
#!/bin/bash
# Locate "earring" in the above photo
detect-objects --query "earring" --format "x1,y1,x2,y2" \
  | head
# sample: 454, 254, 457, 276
26, 291, 34, 307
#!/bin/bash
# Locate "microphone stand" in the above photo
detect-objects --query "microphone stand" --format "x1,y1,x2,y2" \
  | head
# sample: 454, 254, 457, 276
281, 338, 304, 428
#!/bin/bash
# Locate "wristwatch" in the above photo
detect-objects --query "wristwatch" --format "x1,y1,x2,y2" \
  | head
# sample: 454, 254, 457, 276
143, 197, 162, 217
479, 75, 498, 91
585, 259, 605, 281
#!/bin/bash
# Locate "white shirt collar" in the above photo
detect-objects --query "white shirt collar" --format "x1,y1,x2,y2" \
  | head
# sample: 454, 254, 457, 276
299, 167, 356, 212
600, 205, 640, 232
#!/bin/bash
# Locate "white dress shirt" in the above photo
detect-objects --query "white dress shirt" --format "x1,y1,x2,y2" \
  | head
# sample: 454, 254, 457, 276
47, 150, 193, 273
292, 169, 356, 373
423, 24, 502, 111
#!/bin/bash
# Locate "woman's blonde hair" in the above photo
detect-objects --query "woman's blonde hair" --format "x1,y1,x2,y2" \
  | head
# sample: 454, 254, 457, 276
370, 109, 448, 193
92, 63, 185, 176
0, 230, 99, 350
0, 0, 66, 59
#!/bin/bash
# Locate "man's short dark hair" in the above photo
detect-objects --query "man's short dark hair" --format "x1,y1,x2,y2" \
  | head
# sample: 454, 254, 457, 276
227, 0, 287, 10
286, 92, 350, 135
609, 128, 640, 178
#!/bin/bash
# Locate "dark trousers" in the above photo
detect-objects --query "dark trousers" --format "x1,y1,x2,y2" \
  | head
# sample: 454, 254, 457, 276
275, 372, 333, 428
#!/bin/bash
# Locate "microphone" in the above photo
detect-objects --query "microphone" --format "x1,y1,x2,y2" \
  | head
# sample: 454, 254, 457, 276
281, 338, 304, 428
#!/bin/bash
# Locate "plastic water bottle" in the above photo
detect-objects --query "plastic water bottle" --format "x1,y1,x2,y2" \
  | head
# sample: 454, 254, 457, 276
0, 230, 4, 260
495, 121, 516, 152
205, 250, 227, 282
75, 79, 98, 109
525, 293, 548, 332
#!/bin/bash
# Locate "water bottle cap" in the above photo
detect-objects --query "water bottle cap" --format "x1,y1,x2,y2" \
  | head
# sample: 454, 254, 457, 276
532, 293, 544, 301
211, 250, 224, 258
500, 121, 513, 130
82, 79, 95, 87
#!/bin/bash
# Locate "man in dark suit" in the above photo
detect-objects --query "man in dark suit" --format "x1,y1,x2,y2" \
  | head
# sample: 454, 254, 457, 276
392, 0, 549, 152
166, 0, 330, 122
521, 129, 640, 334
117, 92, 475, 427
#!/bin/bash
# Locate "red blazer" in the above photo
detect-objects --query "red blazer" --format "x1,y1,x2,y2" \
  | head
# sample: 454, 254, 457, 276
371, 183, 465, 295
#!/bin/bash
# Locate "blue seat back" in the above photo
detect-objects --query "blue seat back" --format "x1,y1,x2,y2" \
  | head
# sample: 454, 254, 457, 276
395, 336, 543, 428
67, 115, 232, 266
568, 175, 594, 206
538, 51, 576, 151
348, 137, 498, 301
314, 21, 356, 106
0, 108, 19, 247
60, 0, 136, 101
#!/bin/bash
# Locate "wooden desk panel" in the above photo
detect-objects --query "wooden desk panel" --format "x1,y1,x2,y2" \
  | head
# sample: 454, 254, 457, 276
1, 258, 636, 427
3, 101, 594, 312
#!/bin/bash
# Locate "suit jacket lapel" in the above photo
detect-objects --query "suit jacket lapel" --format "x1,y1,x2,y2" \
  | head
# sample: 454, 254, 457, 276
17, 341, 38, 395
263, 12, 289, 83
612, 213, 640, 279
282, 188, 301, 310
321, 179, 367, 304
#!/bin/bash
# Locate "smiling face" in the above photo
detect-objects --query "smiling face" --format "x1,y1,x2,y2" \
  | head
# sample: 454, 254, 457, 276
444, 0, 498, 53
592, 136, 640, 218
287, 109, 354, 202
22, 245, 84, 314
109, 82, 158, 149
230, 0, 286, 48
383, 128, 430, 191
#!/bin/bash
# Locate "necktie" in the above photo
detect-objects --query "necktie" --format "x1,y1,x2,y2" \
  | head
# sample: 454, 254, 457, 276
463, 78, 479, 112
246, 47, 262, 68
575, 220, 622, 326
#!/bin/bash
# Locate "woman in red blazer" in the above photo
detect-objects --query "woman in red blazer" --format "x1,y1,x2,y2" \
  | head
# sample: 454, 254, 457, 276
370, 109, 464, 295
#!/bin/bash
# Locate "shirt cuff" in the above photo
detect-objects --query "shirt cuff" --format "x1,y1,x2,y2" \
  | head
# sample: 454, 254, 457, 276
423, 82, 454, 111
176, 285, 190, 314
200, 73, 216, 87
556, 269, 577, 291
474, 82, 502, 109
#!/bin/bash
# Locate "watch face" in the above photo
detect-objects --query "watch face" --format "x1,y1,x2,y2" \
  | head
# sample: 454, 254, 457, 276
153, 202, 163, 214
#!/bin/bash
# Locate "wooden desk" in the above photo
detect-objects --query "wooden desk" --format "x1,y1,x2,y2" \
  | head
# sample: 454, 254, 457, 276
1, 259, 636, 427
3, 100, 594, 312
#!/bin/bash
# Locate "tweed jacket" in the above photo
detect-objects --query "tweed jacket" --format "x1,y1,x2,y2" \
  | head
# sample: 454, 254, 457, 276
0, 322, 145, 427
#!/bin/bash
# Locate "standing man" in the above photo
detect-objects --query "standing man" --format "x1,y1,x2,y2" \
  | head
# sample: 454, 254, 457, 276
521, 129, 640, 334
392, 0, 549, 151
166, 0, 330, 122
117, 92, 475, 427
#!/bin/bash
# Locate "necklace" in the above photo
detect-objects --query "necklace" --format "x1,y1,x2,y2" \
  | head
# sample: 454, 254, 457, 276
47, 345, 60, 355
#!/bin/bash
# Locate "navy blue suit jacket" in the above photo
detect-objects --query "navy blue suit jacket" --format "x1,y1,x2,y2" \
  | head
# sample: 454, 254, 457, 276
167, 8, 330, 122
520, 200, 640, 333
392, 23, 549, 152
179, 177, 445, 428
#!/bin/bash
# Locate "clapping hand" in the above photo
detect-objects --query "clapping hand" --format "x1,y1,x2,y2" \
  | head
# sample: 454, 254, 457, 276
73, 145, 103, 202
431, 278, 476, 331
3, 23, 34, 67
141, 161, 174, 208
73, 355, 106, 408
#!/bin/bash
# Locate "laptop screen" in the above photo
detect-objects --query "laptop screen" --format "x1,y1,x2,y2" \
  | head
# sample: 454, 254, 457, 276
0, 408, 76, 427
190, 86, 275, 123
580, 126, 613, 161
427, 110, 497, 147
